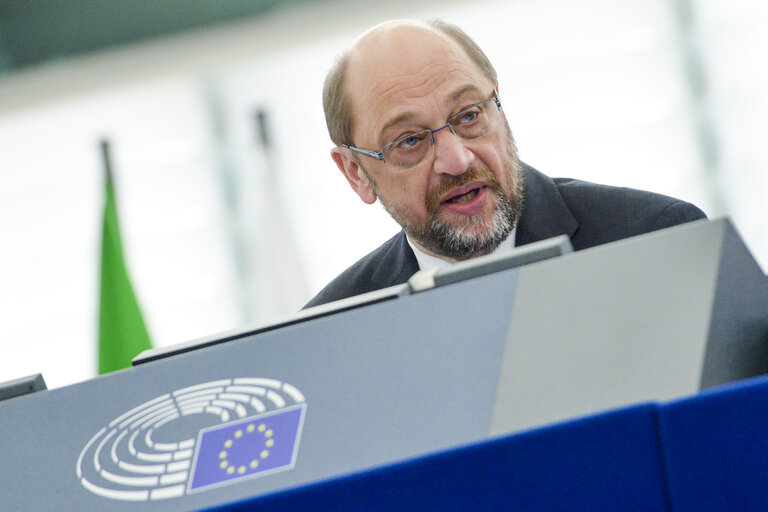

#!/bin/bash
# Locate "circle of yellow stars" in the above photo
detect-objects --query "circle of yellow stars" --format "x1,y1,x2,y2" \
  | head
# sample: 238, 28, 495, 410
218, 422, 275, 475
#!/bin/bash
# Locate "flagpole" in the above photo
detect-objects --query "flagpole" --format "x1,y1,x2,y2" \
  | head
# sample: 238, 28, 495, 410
100, 139, 113, 183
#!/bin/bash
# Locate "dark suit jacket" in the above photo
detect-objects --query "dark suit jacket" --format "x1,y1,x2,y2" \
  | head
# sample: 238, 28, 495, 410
304, 163, 707, 308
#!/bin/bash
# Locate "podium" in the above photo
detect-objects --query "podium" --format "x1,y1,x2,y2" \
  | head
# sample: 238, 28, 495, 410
1, 218, 766, 511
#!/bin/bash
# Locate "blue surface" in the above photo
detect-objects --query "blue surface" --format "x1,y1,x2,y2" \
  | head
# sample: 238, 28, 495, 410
659, 375, 768, 512
204, 404, 669, 512
200, 376, 768, 511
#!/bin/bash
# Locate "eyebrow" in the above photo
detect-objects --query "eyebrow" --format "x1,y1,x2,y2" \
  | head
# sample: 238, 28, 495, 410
450, 85, 483, 102
379, 112, 415, 145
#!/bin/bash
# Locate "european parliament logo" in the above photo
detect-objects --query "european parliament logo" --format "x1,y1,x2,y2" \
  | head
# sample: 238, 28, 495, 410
189, 405, 304, 491
76, 378, 306, 502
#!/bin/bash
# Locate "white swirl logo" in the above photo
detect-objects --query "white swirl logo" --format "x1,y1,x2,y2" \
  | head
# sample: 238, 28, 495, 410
76, 378, 306, 501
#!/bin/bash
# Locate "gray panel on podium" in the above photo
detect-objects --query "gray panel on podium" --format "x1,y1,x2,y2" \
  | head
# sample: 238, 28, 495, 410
0, 218, 764, 511
701, 220, 768, 387
489, 218, 768, 434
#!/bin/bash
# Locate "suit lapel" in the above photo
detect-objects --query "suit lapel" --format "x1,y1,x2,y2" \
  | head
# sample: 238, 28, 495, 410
370, 231, 420, 289
515, 163, 579, 247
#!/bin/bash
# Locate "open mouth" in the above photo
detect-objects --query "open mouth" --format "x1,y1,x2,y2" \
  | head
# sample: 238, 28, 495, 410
445, 188, 480, 204
442, 186, 484, 205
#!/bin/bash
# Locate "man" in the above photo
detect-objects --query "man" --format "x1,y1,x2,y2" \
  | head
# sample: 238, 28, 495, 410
305, 19, 706, 308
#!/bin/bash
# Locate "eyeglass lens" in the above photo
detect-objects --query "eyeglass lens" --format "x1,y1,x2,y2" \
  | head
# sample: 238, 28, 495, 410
383, 98, 499, 170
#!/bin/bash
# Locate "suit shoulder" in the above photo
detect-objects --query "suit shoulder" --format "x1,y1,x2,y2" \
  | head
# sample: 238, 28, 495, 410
552, 177, 707, 247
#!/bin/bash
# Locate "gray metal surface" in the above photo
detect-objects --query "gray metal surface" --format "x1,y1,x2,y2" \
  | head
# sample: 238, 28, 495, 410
700, 220, 768, 387
490, 218, 768, 434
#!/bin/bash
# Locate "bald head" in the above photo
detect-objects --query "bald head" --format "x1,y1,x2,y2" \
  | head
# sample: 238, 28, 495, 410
347, 21, 434, 80
322, 19, 498, 146
352, 19, 431, 47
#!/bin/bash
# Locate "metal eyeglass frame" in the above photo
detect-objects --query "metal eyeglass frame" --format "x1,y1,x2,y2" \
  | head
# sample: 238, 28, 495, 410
341, 93, 502, 169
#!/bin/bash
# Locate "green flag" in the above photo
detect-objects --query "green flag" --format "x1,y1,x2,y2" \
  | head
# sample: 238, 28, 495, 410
98, 141, 152, 374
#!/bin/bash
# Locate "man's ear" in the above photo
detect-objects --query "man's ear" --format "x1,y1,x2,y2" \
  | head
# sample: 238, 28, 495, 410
331, 147, 377, 205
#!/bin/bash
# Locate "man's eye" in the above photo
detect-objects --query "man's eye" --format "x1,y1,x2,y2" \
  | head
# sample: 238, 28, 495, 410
458, 109, 480, 123
396, 133, 426, 150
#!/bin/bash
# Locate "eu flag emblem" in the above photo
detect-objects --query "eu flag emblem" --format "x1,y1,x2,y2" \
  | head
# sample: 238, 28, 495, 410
189, 404, 306, 491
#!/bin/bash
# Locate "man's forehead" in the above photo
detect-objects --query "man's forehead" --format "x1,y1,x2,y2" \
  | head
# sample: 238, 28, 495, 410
345, 22, 487, 138
379, 85, 487, 132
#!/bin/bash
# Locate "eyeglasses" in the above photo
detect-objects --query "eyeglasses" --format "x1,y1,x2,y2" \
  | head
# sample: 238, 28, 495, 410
342, 93, 502, 172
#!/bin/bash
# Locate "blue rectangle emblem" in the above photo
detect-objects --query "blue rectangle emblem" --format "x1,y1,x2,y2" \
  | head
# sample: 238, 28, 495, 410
189, 404, 306, 491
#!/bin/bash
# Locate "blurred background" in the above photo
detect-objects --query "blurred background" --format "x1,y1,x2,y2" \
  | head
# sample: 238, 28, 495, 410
0, 0, 766, 389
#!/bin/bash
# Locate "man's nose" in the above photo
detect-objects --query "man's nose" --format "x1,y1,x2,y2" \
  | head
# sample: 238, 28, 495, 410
430, 126, 474, 176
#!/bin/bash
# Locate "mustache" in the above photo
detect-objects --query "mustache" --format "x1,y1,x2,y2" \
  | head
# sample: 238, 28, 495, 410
426, 167, 503, 211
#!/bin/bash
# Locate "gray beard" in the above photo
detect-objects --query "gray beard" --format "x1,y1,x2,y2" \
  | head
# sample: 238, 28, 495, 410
371, 160, 526, 261
411, 181, 523, 260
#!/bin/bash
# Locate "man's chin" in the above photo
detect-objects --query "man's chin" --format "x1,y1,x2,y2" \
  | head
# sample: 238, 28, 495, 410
412, 188, 519, 260
434, 206, 497, 235
379, 164, 524, 260
408, 215, 511, 261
